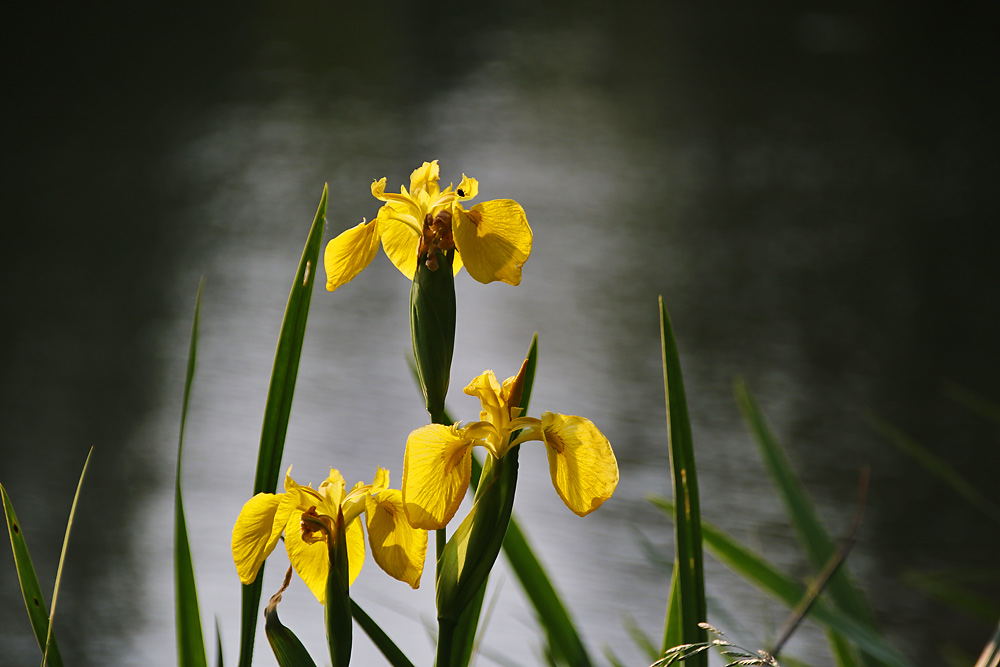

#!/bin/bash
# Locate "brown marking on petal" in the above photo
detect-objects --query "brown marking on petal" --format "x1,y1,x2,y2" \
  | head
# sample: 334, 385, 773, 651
465, 208, 483, 231
544, 427, 566, 454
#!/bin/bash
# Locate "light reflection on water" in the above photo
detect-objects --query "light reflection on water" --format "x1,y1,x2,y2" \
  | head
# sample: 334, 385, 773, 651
3, 5, 999, 666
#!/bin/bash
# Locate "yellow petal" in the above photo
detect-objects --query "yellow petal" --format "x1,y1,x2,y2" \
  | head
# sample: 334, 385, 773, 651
324, 220, 381, 292
345, 517, 366, 587
463, 370, 506, 425
452, 199, 532, 286
402, 424, 473, 530
232, 492, 295, 585
284, 509, 366, 603
371, 467, 389, 494
455, 175, 478, 200
409, 160, 440, 196
342, 481, 369, 525
366, 488, 427, 588
540, 412, 619, 516
378, 208, 422, 280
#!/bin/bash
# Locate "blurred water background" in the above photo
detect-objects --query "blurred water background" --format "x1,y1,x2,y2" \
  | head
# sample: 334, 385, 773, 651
3, 3, 999, 666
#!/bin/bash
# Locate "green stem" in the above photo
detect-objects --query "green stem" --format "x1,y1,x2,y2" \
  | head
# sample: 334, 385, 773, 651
436, 617, 456, 667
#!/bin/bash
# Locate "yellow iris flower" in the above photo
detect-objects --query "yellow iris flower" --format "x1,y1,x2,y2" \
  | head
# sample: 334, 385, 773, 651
232, 467, 426, 603
324, 160, 532, 291
401, 369, 619, 530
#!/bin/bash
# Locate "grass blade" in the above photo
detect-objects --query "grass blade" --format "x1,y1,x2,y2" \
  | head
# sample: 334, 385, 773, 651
658, 297, 707, 661
216, 617, 225, 667
239, 185, 328, 667
901, 571, 1000, 623
176, 279, 208, 667
649, 497, 913, 667
42, 447, 93, 667
870, 416, 1000, 528
661, 561, 683, 653
2, 485, 64, 667
735, 380, 877, 666
351, 601, 417, 667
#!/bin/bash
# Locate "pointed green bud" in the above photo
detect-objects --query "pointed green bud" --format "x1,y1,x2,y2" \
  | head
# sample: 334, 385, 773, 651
410, 249, 456, 423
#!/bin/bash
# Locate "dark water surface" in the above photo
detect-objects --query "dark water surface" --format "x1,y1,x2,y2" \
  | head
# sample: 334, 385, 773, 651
3, 3, 999, 665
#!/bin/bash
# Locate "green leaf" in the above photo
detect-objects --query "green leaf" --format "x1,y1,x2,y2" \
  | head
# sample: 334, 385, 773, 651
215, 618, 225, 667
649, 497, 914, 667
239, 185, 328, 667
661, 561, 683, 654
264, 569, 319, 667
437, 451, 519, 622
735, 379, 876, 666
623, 614, 660, 663
351, 601, 417, 667
870, 416, 1000, 528
2, 485, 64, 667
450, 578, 488, 667
901, 570, 1000, 622
325, 509, 353, 667
42, 448, 92, 667
176, 279, 208, 667
658, 297, 707, 661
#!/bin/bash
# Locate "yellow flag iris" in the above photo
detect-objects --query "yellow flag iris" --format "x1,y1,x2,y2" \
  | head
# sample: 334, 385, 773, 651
232, 467, 426, 603
401, 369, 619, 530
324, 160, 532, 291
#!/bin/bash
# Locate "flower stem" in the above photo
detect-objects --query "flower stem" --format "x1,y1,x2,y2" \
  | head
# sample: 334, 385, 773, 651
436, 617, 457, 667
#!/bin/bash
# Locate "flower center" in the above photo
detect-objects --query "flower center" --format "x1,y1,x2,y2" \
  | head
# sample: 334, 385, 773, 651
419, 210, 456, 270
300, 506, 333, 544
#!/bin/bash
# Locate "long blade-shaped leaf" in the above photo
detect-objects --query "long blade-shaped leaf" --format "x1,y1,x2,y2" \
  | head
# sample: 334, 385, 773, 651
351, 601, 417, 667
658, 297, 707, 660
239, 185, 328, 667
870, 416, 1000, 528
176, 279, 208, 667
661, 561, 683, 653
215, 617, 225, 667
735, 379, 877, 667
650, 497, 913, 667
42, 447, 92, 667
2, 485, 64, 667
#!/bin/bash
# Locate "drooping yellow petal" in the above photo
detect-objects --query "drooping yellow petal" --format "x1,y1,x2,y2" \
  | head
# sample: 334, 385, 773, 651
232, 492, 296, 584
540, 412, 619, 516
283, 508, 331, 603
453, 199, 532, 286
365, 488, 427, 588
378, 208, 422, 280
284, 509, 366, 604
402, 424, 473, 530
324, 220, 381, 292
